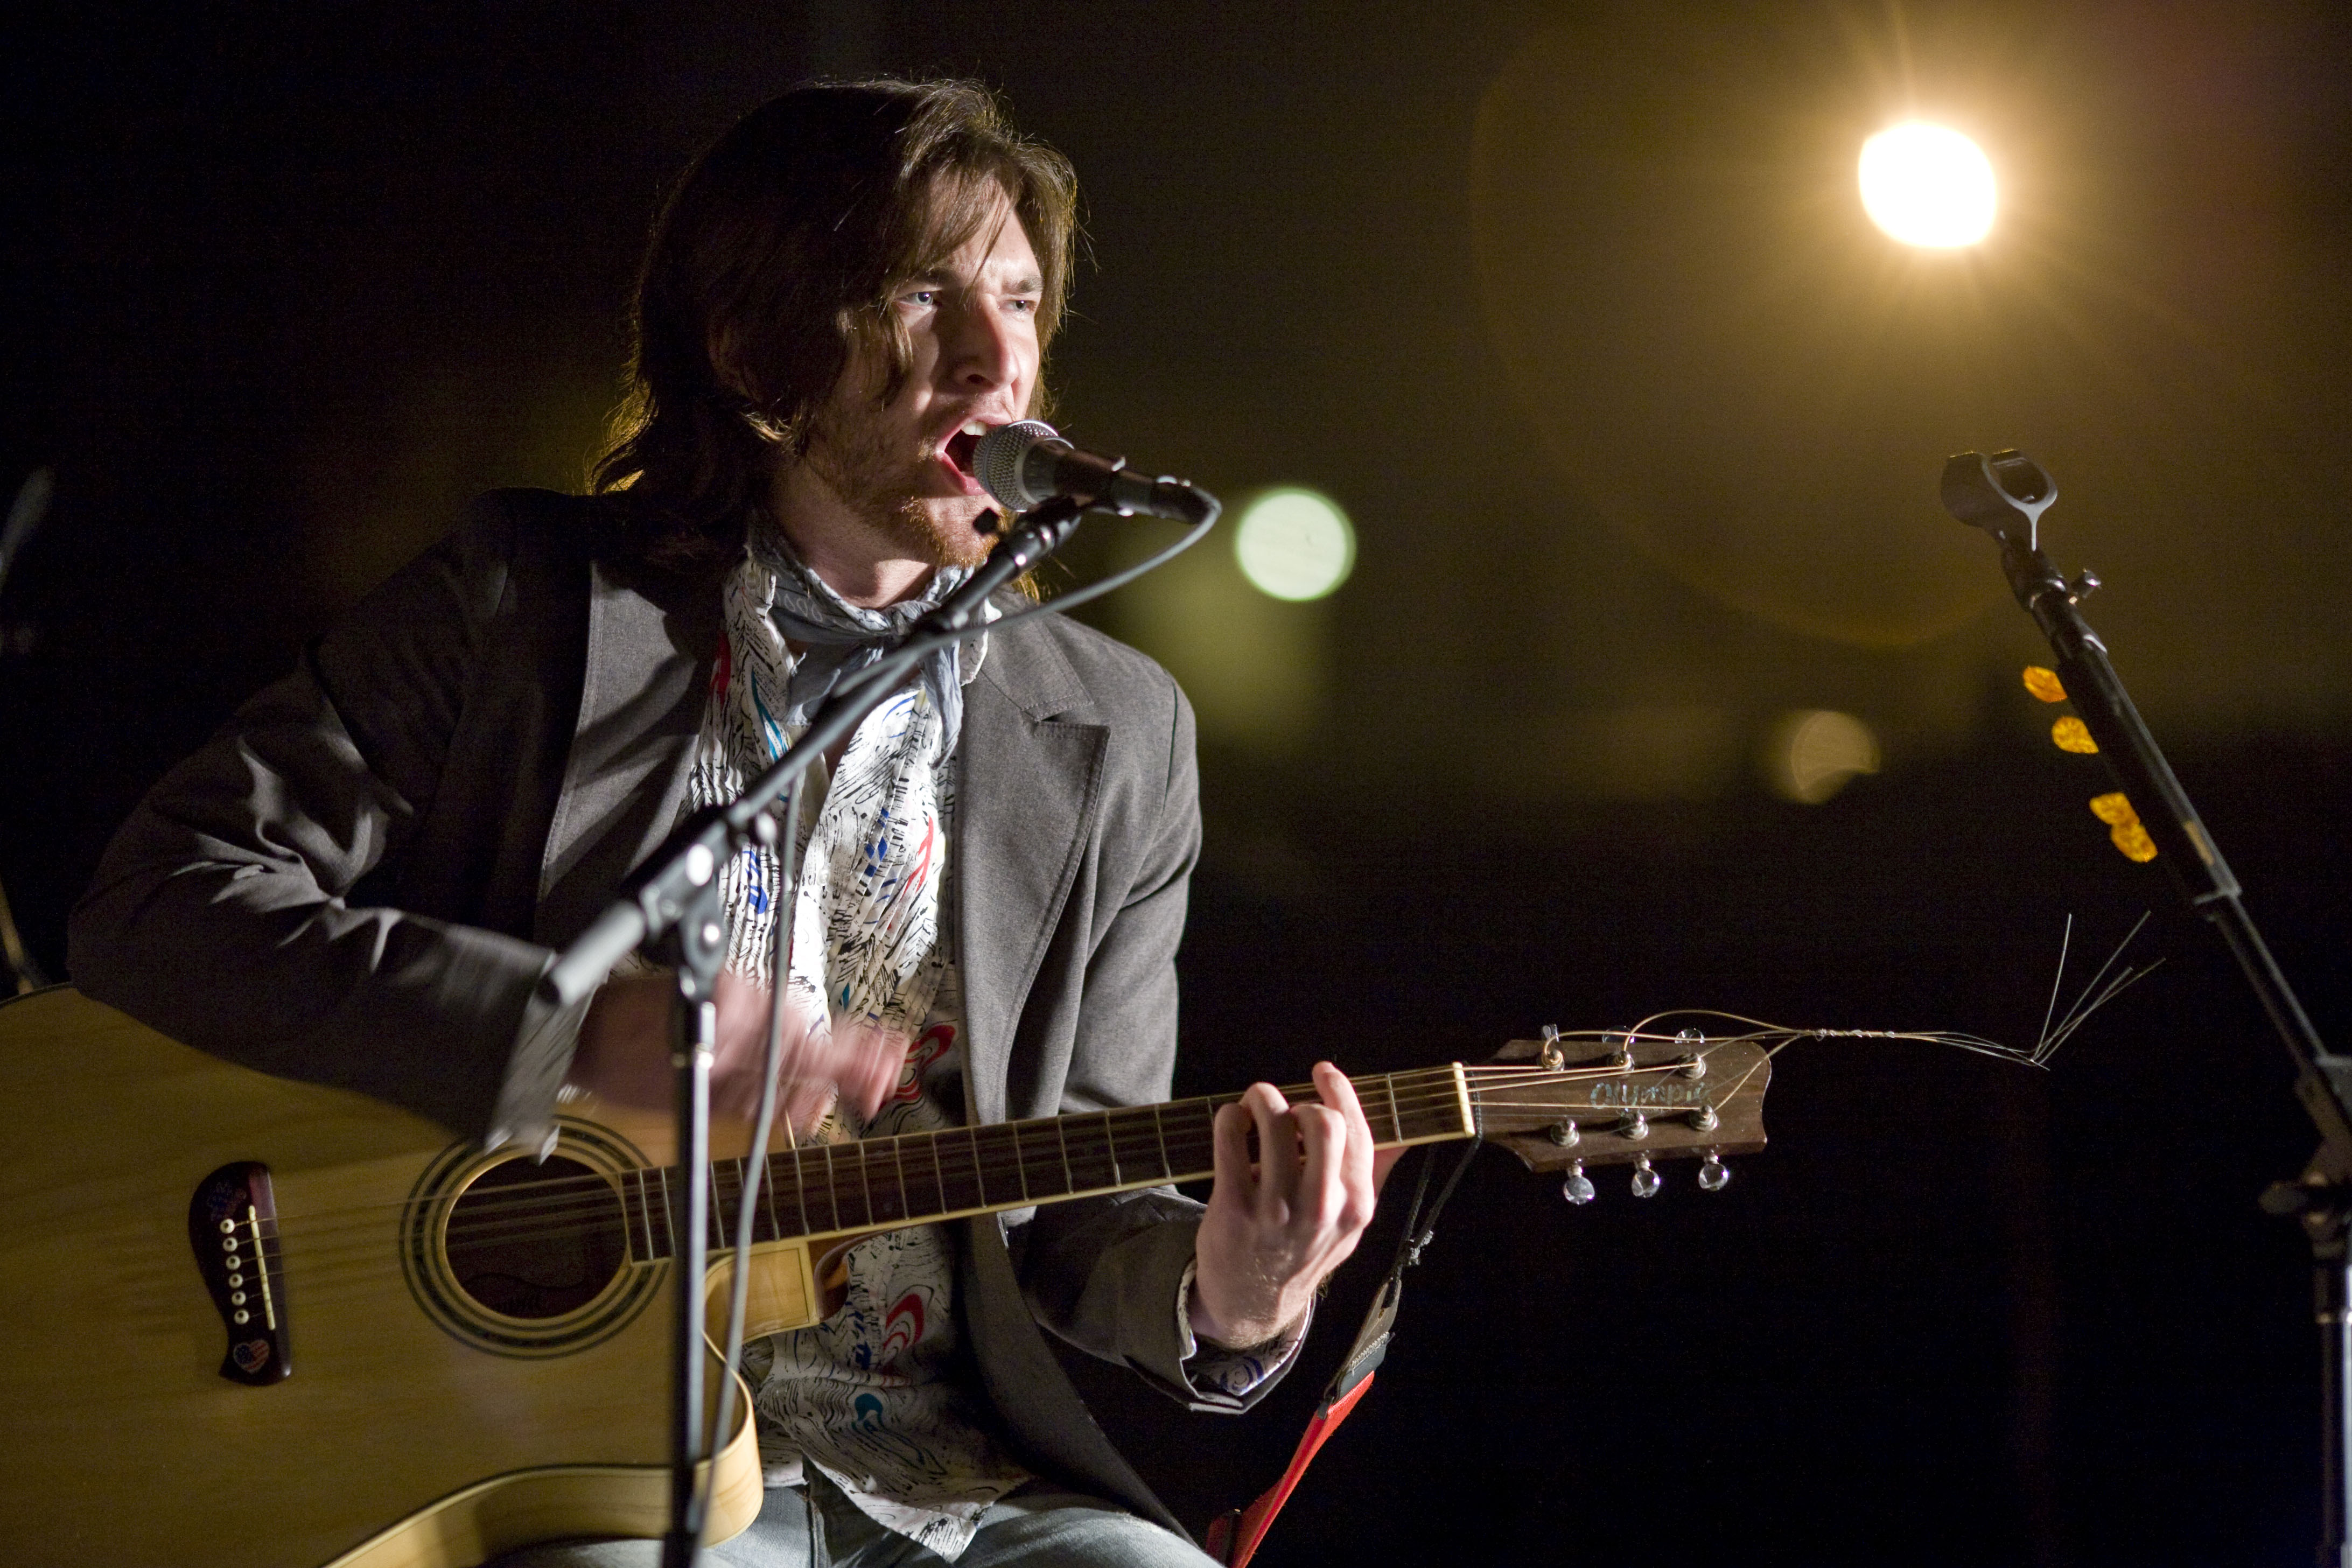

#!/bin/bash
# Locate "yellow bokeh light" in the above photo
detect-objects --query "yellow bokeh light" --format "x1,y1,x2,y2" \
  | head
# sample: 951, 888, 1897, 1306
1765, 710, 1882, 804
1233, 488, 1355, 601
1858, 122, 1996, 247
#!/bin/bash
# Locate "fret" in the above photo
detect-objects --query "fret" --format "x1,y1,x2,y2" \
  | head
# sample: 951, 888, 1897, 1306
789, 1139, 814, 1239
1396, 1073, 1468, 1142
1107, 1105, 1164, 1186
1061, 1112, 1120, 1194
999, 1123, 1032, 1203
706, 1161, 730, 1250
657, 1166, 677, 1261
1054, 1117, 1075, 1195
1015, 1121, 1063, 1200
761, 1152, 795, 1242
1103, 1110, 1122, 1186
1380, 1074, 1404, 1144
937, 1125, 985, 1214
854, 1139, 877, 1226
1146, 1102, 1174, 1181
631, 1170, 659, 1261
818, 1143, 844, 1233
1158, 1098, 1218, 1180
867, 1137, 908, 1225
905, 1128, 945, 1220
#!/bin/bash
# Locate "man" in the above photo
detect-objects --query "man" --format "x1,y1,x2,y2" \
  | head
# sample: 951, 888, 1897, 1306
69, 79, 1389, 1566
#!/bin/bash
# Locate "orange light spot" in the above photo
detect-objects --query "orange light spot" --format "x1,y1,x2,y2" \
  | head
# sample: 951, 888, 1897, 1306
2052, 716, 2098, 754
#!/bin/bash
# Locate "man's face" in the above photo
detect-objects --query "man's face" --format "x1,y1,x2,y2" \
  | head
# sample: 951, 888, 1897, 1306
796, 186, 1042, 570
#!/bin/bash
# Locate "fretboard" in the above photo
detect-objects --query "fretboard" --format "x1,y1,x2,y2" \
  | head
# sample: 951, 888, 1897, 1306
615, 1066, 1474, 1263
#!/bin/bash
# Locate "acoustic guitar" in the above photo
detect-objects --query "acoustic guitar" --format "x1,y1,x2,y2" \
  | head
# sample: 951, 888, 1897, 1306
0, 986, 1768, 1567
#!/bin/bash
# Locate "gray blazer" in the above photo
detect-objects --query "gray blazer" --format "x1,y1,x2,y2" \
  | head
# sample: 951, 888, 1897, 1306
68, 489, 1250, 1534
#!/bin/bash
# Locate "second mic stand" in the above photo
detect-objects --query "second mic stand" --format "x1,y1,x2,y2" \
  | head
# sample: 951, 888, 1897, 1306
542, 496, 1086, 1568
1943, 450, 2352, 1567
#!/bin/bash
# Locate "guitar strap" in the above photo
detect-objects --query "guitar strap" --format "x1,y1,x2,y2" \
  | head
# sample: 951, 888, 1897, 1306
1205, 1138, 1483, 1568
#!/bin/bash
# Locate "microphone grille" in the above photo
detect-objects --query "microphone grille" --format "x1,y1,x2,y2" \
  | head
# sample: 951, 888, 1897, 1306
974, 420, 1059, 512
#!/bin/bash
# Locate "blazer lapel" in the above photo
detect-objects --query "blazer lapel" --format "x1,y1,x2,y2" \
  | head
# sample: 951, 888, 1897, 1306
533, 556, 720, 948
957, 622, 1105, 1126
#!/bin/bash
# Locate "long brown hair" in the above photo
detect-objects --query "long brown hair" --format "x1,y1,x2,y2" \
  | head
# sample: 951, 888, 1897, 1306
592, 79, 1078, 564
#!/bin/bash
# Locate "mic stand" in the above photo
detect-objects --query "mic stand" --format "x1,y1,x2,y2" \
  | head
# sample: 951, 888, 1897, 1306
539, 498, 1087, 1568
1942, 451, 2352, 1567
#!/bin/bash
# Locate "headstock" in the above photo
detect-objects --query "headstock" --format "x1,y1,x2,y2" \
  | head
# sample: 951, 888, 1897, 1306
1476, 1029, 1771, 1202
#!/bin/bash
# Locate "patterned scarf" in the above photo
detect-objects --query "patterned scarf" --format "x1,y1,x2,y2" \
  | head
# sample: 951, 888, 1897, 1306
686, 527, 979, 1041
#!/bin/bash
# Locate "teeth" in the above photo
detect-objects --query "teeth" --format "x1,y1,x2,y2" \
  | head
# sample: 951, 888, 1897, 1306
961, 420, 988, 436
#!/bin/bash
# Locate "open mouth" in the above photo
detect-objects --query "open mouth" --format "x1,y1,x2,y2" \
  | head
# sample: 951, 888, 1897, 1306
940, 419, 990, 480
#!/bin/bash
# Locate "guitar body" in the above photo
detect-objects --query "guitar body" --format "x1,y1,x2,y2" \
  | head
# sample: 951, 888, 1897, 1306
0, 988, 774, 1568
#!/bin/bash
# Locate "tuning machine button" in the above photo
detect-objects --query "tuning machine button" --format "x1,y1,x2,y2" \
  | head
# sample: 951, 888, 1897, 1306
1630, 1154, 1662, 1199
1698, 1152, 1732, 1192
1561, 1161, 1597, 1206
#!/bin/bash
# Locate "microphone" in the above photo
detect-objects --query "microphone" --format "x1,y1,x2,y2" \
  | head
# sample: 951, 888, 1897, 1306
973, 420, 1215, 524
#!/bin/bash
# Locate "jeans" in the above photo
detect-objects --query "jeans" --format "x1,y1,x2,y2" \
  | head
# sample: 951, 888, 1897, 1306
489, 1471, 1220, 1568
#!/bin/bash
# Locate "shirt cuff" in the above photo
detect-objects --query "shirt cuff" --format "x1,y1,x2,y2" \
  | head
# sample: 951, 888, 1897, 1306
1174, 1257, 1312, 1402
483, 957, 597, 1158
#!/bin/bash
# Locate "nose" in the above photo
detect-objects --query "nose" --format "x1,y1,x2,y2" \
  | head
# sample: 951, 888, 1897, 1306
946, 296, 1027, 396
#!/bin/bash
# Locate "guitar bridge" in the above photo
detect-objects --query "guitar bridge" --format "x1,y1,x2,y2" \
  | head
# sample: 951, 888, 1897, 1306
187, 1162, 290, 1385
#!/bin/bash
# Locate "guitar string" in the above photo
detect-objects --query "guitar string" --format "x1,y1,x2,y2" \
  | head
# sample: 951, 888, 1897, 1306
273, 1055, 1763, 1244
270, 1033, 1792, 1236
266, 1067, 1485, 1230
270, 1074, 1503, 1262
229, 1018, 2022, 1289
257, 1060, 1774, 1275
233, 1080, 1777, 1294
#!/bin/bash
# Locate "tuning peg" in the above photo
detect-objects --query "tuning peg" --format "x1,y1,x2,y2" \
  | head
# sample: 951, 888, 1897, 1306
1561, 1161, 1597, 1206
1698, 1152, 1731, 1192
1630, 1154, 1662, 1199
2068, 569, 2101, 603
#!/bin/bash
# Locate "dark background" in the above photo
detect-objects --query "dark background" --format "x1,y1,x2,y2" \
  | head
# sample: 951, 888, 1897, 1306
4, 4, 2349, 1564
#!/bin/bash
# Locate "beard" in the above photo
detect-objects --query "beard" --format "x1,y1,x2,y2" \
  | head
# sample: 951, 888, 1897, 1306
799, 397, 994, 570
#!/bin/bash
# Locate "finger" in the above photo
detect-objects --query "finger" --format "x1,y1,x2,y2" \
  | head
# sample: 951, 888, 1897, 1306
1314, 1061, 1377, 1205
1243, 1083, 1297, 1209
1210, 1101, 1256, 1206
1293, 1103, 1348, 1227
832, 1020, 909, 1119
1371, 1145, 1407, 1191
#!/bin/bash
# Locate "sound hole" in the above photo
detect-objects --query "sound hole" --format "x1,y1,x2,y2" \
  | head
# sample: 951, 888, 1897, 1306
445, 1155, 626, 1320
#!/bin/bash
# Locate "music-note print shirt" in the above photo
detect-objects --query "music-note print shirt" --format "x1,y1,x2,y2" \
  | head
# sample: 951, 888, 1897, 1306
744, 948, 1039, 1561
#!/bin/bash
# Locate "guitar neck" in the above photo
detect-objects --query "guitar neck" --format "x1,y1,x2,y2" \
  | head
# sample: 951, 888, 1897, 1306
615, 1065, 1478, 1261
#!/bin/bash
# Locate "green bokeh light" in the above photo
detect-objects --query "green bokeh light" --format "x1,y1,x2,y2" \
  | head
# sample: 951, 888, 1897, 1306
1233, 488, 1354, 601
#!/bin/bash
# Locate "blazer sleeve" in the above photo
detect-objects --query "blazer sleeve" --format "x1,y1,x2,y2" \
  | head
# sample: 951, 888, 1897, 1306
66, 497, 568, 1143
1007, 667, 1287, 1412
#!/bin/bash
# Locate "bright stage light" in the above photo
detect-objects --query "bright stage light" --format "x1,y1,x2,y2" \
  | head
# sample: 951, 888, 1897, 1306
1858, 123, 1996, 247
1234, 488, 1354, 601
